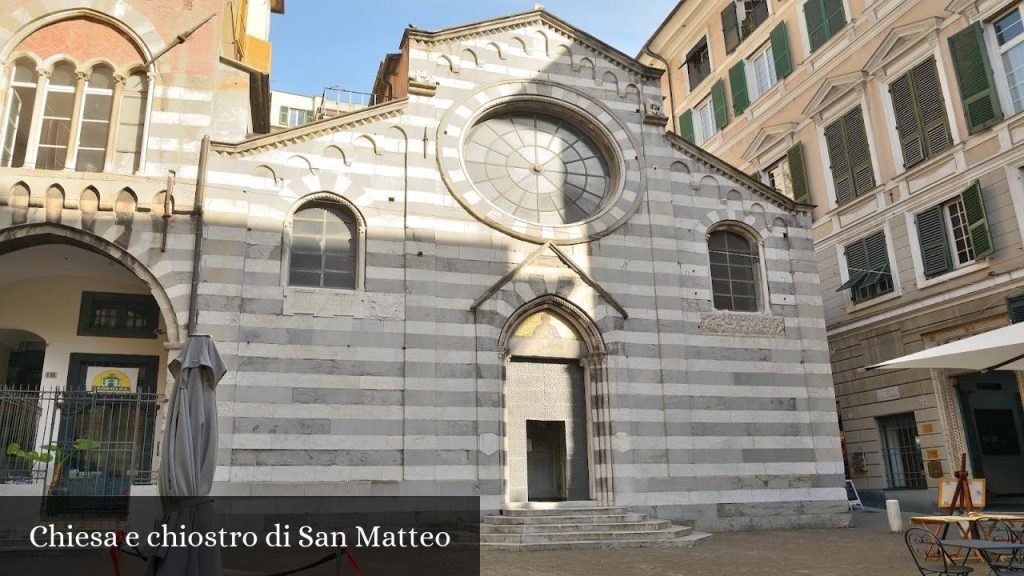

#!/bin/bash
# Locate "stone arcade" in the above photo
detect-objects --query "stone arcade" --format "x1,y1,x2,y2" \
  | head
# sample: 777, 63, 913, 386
0, 3, 848, 541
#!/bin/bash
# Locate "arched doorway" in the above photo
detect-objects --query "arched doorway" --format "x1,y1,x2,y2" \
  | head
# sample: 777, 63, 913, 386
0, 226, 175, 505
500, 297, 610, 504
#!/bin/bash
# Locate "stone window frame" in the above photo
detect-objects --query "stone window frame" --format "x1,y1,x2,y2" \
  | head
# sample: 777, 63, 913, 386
0, 52, 153, 175
704, 220, 772, 315
281, 192, 367, 292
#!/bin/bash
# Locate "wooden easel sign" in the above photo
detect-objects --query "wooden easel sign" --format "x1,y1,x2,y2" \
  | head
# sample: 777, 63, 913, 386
937, 478, 986, 509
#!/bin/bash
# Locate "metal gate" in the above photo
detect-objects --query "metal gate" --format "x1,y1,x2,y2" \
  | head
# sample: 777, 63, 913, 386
0, 389, 158, 513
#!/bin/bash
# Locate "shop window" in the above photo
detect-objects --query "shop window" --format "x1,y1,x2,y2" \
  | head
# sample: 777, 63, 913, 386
878, 412, 927, 489
77, 292, 160, 339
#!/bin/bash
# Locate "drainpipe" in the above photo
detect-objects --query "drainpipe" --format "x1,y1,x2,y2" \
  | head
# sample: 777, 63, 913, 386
641, 46, 677, 129
187, 135, 210, 335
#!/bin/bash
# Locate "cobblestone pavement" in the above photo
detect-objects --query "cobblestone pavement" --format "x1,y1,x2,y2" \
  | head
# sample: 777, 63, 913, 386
481, 510, 924, 576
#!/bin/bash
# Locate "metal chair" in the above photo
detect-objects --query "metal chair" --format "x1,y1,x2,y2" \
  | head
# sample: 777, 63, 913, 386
905, 528, 974, 576
986, 521, 1024, 574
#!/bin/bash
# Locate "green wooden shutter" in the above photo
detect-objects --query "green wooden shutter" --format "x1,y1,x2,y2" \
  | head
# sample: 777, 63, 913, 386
729, 62, 750, 114
770, 23, 793, 78
679, 109, 695, 143
711, 79, 729, 130
912, 59, 952, 158
961, 180, 994, 259
824, 117, 854, 205
890, 73, 926, 168
823, 0, 847, 40
787, 142, 810, 204
805, 0, 828, 52
1006, 294, 1024, 323
949, 23, 1003, 134
843, 107, 875, 195
279, 107, 288, 125
863, 231, 891, 295
916, 204, 952, 278
722, 3, 741, 54
839, 239, 868, 292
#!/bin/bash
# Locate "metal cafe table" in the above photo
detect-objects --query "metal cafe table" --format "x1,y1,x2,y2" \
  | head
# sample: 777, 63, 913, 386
942, 539, 1024, 575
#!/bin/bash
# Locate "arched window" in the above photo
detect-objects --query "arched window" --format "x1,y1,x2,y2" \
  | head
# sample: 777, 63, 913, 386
74, 65, 115, 172
1, 62, 149, 173
288, 201, 358, 289
708, 229, 759, 312
36, 61, 76, 170
1, 59, 38, 168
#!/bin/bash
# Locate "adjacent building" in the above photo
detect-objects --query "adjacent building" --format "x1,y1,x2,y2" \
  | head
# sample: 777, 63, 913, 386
0, 1, 849, 532
641, 0, 1024, 510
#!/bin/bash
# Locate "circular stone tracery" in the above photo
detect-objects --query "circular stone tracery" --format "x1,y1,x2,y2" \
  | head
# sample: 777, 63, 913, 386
463, 112, 611, 226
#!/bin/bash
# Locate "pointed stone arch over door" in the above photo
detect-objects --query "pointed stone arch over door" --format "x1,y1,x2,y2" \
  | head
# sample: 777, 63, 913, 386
498, 295, 613, 505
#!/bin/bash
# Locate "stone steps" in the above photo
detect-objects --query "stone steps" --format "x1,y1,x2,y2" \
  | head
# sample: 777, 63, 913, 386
480, 503, 711, 551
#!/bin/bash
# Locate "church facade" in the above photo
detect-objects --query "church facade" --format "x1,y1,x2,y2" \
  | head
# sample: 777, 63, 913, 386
0, 1, 847, 531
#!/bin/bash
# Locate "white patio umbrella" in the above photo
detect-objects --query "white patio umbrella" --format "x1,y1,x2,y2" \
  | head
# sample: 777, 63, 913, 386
868, 322, 1024, 371
147, 334, 227, 576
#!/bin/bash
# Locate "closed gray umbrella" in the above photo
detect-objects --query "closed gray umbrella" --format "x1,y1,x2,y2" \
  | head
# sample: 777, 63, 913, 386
148, 334, 226, 576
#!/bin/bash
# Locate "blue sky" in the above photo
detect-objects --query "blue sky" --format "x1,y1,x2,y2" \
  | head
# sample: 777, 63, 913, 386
268, 1, 677, 95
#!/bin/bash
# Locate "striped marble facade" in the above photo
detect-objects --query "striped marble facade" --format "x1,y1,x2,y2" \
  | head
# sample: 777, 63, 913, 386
0, 4, 849, 531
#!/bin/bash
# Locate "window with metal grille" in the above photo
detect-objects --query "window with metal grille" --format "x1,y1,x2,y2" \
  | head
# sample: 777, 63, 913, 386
878, 412, 927, 489
708, 229, 759, 312
288, 201, 357, 289
77, 292, 160, 339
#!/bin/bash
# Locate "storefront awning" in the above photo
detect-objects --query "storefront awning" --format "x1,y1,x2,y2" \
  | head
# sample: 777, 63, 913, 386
867, 322, 1024, 372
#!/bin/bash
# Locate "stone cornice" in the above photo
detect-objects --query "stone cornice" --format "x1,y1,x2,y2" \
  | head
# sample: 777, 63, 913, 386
403, 9, 664, 80
664, 133, 810, 215
210, 98, 409, 157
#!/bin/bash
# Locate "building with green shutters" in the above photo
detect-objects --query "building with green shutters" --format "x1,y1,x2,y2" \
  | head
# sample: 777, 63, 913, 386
641, 0, 1024, 512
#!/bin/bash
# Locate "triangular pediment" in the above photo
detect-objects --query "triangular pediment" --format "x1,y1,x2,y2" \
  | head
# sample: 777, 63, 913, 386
404, 8, 662, 79
743, 123, 798, 162
864, 17, 943, 73
469, 242, 627, 318
803, 71, 868, 118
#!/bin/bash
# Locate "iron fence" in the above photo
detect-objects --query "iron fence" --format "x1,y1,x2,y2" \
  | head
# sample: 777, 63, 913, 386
0, 389, 160, 502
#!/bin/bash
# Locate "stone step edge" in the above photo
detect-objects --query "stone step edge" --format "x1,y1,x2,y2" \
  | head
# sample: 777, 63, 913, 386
479, 531, 714, 551
481, 521, 671, 533
480, 527, 692, 542
484, 513, 647, 524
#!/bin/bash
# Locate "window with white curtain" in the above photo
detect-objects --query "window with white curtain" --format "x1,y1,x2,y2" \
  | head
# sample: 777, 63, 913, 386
749, 43, 778, 100
695, 97, 716, 145
994, 4, 1024, 112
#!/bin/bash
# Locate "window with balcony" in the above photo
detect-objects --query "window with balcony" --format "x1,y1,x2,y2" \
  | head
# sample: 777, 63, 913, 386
914, 181, 993, 279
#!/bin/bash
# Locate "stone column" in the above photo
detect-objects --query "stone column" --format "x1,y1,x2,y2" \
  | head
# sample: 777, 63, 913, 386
61, 70, 88, 170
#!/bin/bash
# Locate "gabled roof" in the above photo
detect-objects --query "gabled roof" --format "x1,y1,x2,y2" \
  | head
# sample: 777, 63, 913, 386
665, 132, 811, 213
210, 98, 408, 157
403, 8, 664, 79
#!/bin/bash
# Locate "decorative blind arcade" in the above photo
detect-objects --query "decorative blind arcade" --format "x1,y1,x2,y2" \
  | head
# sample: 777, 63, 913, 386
915, 181, 994, 278
838, 231, 892, 303
890, 59, 952, 168
825, 106, 875, 205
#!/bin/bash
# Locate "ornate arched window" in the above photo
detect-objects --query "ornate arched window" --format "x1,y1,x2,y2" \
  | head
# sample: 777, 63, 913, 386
288, 200, 360, 290
74, 65, 115, 172
708, 228, 760, 312
1, 17, 151, 173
